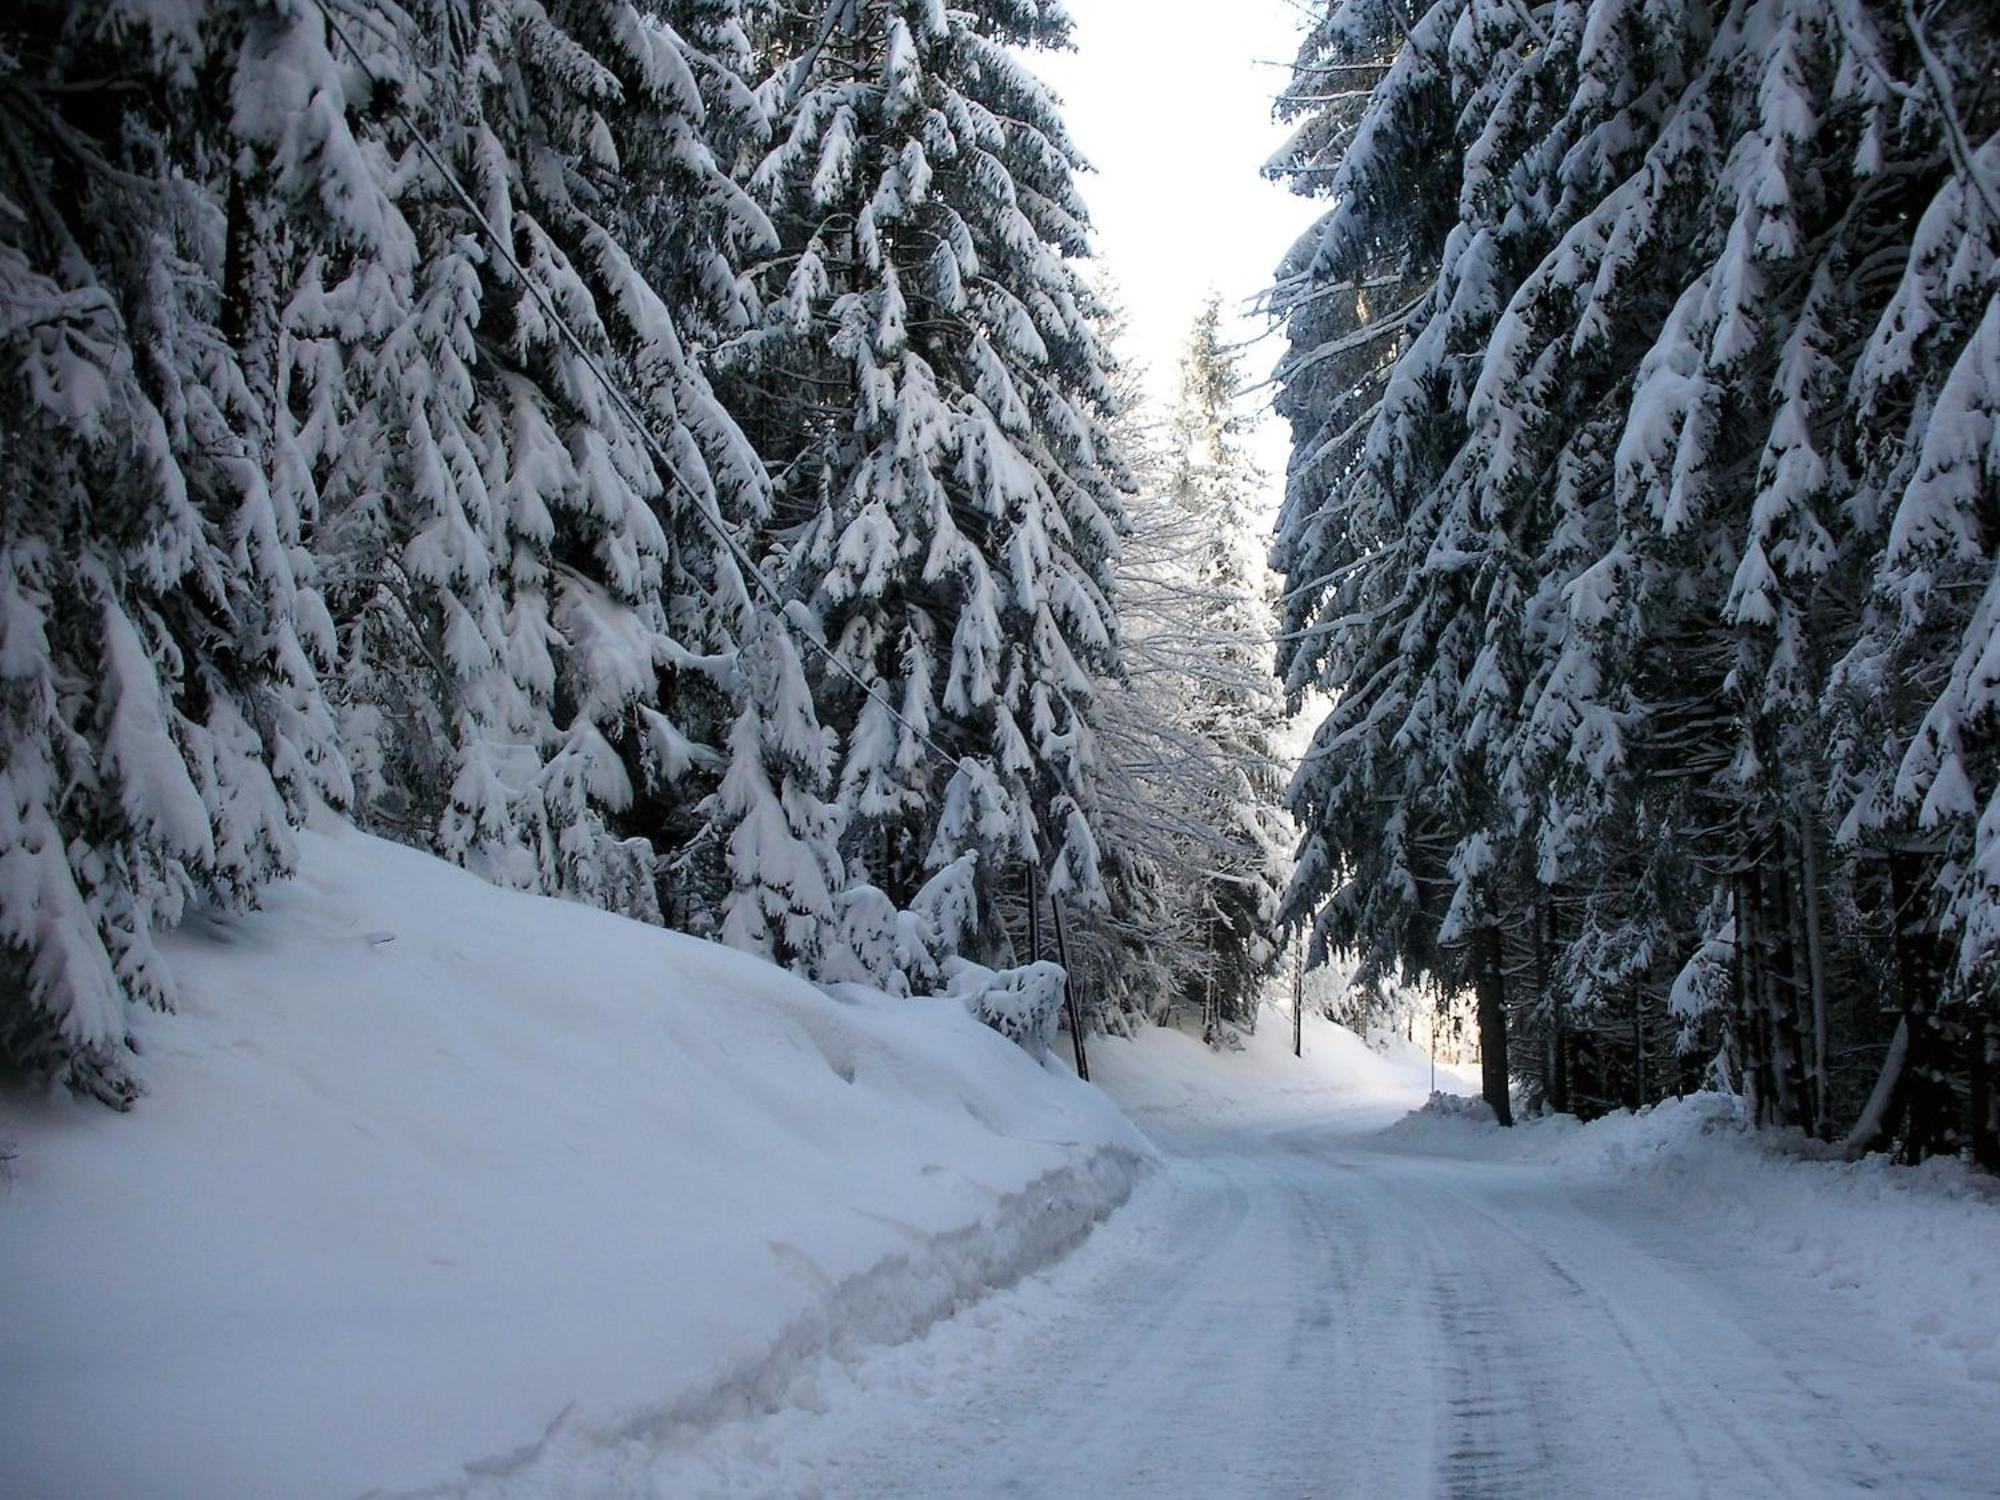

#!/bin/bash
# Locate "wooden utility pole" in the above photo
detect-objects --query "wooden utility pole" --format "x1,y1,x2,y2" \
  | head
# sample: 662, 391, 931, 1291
1025, 863, 1042, 962
1291, 931, 1304, 1059
1050, 890, 1089, 1081
1632, 980, 1646, 1109
1429, 983, 1437, 1097
1469, 925, 1513, 1126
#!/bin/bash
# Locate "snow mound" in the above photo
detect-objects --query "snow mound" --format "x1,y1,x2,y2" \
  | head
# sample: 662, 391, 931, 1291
0, 821, 1147, 1500
1082, 1003, 1479, 1134
1381, 1091, 2000, 1383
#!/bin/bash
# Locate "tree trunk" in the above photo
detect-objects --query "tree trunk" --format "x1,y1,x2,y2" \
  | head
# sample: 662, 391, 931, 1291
1734, 869, 1768, 1125
1469, 925, 1513, 1126
1049, 890, 1089, 1082
1795, 813, 1833, 1138
1768, 826, 1807, 1129
1025, 862, 1042, 963
1888, 848, 1953, 1162
1632, 982, 1646, 1110
1843, 1016, 1909, 1159
1201, 917, 1217, 1045
1536, 896, 1570, 1114
1970, 1011, 1998, 1173
1291, 932, 1304, 1059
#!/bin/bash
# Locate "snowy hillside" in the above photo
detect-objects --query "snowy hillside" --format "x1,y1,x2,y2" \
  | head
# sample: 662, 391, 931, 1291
1083, 1005, 1481, 1134
0, 822, 1146, 1500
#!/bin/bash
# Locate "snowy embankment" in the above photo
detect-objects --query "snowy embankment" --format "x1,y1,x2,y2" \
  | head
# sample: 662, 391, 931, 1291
1382, 1092, 2000, 1385
0, 821, 1147, 1500
1086, 1004, 1479, 1134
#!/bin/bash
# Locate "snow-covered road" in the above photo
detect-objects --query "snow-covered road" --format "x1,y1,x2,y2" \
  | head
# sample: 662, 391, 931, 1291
637, 1103, 1998, 1500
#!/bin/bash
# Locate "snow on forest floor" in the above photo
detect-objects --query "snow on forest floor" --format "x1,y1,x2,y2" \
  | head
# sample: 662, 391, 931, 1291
480, 1018, 2000, 1500
1077, 1007, 1481, 1135
6, 823, 1999, 1499
0, 820, 1146, 1500
1380, 1089, 2000, 1387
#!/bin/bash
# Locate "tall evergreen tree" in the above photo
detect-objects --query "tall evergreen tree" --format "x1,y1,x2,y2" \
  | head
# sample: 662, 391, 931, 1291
1270, 0, 1999, 1156
0, 0, 354, 1101
1159, 296, 1289, 1029
1084, 294, 1293, 1034
718, 0, 1129, 961
292, 0, 789, 924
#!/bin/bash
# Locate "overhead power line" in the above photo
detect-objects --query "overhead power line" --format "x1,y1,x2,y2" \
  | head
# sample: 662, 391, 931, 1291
307, 0, 970, 779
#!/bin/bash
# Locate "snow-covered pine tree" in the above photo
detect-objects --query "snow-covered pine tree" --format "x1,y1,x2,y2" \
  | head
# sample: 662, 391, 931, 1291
0, 1, 351, 1101
295, 0, 797, 926
1267, 0, 1545, 1120
1078, 291, 1293, 1034
719, 0, 1128, 970
1159, 297, 1289, 1030
1829, 18, 2000, 1161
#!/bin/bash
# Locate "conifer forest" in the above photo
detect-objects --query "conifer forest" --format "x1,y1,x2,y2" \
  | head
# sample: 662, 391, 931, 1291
2, 3, 1998, 1496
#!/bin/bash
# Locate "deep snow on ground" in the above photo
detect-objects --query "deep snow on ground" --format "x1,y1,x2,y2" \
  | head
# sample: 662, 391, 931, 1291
7, 828, 1999, 1500
1382, 1090, 2000, 1386
1080, 1007, 1480, 1134
370, 1009, 1471, 1498
0, 820, 1144, 1500
507, 1021, 2000, 1500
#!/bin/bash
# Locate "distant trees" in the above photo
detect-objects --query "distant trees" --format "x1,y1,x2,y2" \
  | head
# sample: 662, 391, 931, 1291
1269, 0, 1999, 1163
1090, 297, 1290, 1034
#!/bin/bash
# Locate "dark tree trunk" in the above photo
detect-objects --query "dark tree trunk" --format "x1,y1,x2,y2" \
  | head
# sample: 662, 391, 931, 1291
1843, 1017, 1909, 1158
1632, 982, 1646, 1111
1025, 863, 1042, 964
1734, 870, 1770, 1124
1970, 1011, 1998, 1172
1049, 890, 1089, 1082
1536, 897, 1570, 1114
1469, 925, 1513, 1126
1888, 849, 1954, 1163
1794, 815, 1833, 1138
1768, 827, 1808, 1128
1292, 933, 1304, 1059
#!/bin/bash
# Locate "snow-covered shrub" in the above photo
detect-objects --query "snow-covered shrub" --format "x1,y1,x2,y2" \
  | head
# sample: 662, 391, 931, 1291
942, 958, 1069, 1062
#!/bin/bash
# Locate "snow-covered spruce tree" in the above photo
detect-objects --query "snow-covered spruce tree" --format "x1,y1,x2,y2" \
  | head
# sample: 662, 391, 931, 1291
1828, 70, 2000, 1163
1270, 0, 1999, 1159
1077, 292, 1292, 1034
1507, 0, 2000, 1151
1156, 297, 1289, 1031
1267, 0, 1545, 1122
294, 0, 808, 926
717, 0, 1128, 969
0, 1, 351, 1102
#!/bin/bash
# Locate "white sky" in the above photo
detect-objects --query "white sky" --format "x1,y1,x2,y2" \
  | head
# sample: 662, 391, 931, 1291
1037, 0, 1324, 481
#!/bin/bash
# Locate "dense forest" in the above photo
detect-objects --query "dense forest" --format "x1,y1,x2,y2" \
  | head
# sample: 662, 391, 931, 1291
0, 0, 1282, 1102
7, 7, 1999, 1496
1268, 0, 1999, 1164
3, 0, 1996, 1174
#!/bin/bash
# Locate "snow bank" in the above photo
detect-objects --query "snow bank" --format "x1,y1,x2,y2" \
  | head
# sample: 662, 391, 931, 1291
1082, 1003, 1479, 1133
1382, 1092, 2000, 1383
0, 821, 1146, 1500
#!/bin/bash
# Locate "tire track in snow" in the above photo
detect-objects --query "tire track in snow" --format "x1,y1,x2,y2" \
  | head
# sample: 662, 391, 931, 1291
416, 1117, 2000, 1499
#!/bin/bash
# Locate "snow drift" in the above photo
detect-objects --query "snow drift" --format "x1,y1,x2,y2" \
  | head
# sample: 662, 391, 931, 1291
1086, 1004, 1480, 1133
1383, 1092, 2000, 1385
0, 821, 1147, 1500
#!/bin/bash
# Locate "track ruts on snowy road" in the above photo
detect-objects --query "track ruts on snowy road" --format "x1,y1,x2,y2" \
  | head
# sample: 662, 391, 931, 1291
635, 1117, 1999, 1499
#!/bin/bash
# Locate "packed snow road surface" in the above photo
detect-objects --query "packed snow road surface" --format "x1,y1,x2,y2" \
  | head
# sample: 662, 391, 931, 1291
668, 1119, 1992, 1500
566, 1023, 2000, 1500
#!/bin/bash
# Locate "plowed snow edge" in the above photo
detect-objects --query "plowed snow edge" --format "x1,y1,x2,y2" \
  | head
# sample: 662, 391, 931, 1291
390, 1144, 1149, 1497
